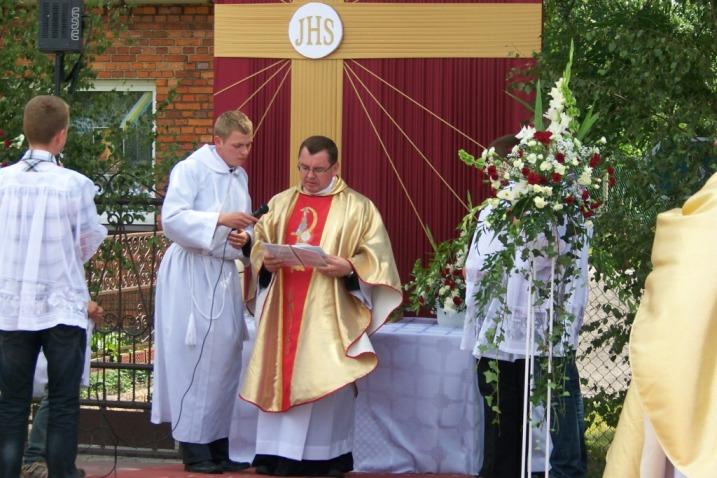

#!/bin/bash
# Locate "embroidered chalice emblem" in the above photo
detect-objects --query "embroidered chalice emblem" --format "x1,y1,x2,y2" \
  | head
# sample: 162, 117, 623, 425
291, 207, 318, 244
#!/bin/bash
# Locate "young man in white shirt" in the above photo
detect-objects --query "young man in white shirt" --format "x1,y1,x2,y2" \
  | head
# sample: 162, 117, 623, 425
0, 95, 107, 478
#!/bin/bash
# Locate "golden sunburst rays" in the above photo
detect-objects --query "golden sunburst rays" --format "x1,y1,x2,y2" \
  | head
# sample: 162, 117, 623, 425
213, 59, 292, 136
344, 59, 487, 245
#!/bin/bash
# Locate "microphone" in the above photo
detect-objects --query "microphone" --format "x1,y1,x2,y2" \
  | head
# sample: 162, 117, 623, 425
229, 204, 269, 235
252, 203, 269, 219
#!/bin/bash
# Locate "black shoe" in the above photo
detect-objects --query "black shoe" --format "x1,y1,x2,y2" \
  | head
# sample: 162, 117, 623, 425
254, 465, 275, 475
217, 460, 250, 472
326, 469, 344, 478
185, 460, 224, 474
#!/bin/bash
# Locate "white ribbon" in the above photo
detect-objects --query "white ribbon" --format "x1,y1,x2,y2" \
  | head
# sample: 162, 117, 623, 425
521, 256, 557, 478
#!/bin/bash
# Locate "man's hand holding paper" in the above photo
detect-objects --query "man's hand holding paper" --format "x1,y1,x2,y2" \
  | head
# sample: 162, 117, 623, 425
316, 255, 353, 278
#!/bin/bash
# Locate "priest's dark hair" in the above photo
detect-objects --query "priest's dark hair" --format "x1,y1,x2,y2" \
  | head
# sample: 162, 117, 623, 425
299, 135, 338, 165
488, 134, 520, 158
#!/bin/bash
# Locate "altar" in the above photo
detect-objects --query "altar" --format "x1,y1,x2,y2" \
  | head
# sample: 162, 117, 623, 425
228, 317, 483, 475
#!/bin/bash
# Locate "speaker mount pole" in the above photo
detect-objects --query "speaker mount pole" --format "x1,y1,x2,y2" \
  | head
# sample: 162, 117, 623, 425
54, 52, 64, 97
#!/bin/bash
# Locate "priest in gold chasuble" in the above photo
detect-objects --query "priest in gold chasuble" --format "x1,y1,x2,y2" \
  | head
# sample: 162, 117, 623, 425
604, 172, 717, 478
241, 136, 402, 475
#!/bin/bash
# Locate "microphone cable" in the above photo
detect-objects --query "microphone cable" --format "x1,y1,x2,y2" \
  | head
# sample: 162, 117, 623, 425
97, 232, 235, 478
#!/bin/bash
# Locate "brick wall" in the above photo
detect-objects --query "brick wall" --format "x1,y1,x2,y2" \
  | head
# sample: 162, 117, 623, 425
91, 4, 215, 161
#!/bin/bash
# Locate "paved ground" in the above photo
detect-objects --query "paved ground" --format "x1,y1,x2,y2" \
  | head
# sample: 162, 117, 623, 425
76, 456, 471, 478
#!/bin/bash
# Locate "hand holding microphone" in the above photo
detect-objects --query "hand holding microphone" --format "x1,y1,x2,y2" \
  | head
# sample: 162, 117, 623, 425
218, 203, 269, 230
218, 211, 257, 230
223, 204, 269, 250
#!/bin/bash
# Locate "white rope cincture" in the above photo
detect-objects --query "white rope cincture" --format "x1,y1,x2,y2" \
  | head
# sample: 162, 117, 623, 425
185, 173, 237, 345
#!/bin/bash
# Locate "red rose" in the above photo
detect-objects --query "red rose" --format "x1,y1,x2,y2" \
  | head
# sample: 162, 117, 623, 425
3, 139, 11, 149
581, 190, 590, 201
551, 172, 562, 183
582, 208, 594, 219
0, 129, 5, 138
590, 201, 601, 210
521, 167, 531, 177
564, 195, 575, 205
607, 166, 615, 175
527, 171, 541, 185
452, 296, 463, 306
487, 165, 498, 180
609, 176, 617, 187
555, 152, 565, 163
445, 279, 455, 288
589, 153, 601, 168
533, 130, 552, 146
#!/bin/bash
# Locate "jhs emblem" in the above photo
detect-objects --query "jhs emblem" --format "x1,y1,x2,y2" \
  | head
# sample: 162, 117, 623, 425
288, 3, 343, 59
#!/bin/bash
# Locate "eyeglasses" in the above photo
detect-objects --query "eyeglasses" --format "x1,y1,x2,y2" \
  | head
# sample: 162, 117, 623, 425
297, 163, 334, 175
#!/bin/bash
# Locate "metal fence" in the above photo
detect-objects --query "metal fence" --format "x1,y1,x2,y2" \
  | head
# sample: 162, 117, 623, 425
77, 200, 176, 456
578, 281, 630, 474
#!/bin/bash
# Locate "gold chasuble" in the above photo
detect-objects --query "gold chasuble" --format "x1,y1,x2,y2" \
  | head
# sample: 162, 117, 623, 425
242, 177, 402, 412
604, 173, 717, 478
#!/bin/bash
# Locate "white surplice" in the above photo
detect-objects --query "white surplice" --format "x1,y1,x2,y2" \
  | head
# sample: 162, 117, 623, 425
151, 145, 252, 443
461, 206, 590, 360
0, 151, 107, 331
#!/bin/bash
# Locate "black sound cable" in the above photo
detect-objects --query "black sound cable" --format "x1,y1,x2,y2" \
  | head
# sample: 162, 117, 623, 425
172, 203, 267, 436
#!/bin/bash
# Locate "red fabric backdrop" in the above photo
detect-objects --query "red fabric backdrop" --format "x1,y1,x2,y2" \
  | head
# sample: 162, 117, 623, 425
214, 1, 539, 285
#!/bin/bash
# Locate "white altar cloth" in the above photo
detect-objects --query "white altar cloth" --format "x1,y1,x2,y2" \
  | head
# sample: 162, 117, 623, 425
228, 317, 482, 474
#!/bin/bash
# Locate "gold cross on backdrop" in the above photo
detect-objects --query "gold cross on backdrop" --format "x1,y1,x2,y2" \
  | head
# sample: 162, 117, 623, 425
215, 1, 542, 184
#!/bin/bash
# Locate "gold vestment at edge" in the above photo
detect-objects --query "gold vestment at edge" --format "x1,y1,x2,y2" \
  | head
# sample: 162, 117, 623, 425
604, 172, 717, 477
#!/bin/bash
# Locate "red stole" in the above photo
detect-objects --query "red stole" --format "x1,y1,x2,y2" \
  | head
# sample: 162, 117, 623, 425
280, 193, 334, 409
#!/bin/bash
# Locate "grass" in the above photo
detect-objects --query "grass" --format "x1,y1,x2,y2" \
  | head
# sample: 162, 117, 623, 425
585, 416, 615, 478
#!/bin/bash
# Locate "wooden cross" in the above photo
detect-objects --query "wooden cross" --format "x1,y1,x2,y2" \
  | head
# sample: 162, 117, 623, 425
215, 1, 541, 184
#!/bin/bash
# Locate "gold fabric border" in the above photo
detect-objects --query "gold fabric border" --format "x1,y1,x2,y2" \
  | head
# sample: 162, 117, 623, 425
289, 60, 343, 186
215, 3, 542, 59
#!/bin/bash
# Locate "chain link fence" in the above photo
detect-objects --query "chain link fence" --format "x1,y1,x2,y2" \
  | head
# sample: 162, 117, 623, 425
578, 278, 631, 476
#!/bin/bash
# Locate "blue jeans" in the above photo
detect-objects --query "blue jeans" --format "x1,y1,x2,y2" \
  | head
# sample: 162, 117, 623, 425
478, 356, 587, 478
548, 357, 587, 478
24, 394, 50, 464
0, 325, 86, 478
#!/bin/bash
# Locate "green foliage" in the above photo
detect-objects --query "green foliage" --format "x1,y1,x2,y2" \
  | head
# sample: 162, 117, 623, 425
0, 1, 184, 300
461, 50, 610, 416
88, 367, 150, 398
0, 1, 182, 192
511, 0, 717, 429
404, 205, 478, 314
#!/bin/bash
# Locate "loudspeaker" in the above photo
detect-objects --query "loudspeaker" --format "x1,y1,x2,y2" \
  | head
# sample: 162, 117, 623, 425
38, 0, 84, 53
